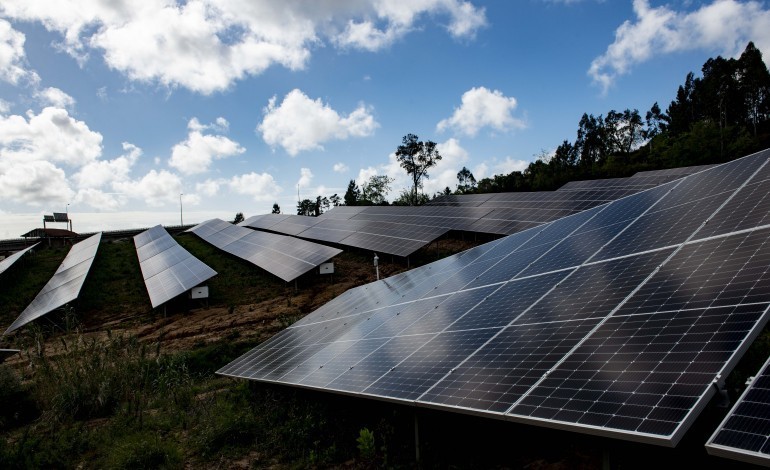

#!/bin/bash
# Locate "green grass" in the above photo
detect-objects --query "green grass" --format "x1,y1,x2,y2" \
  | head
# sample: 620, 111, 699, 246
78, 239, 148, 318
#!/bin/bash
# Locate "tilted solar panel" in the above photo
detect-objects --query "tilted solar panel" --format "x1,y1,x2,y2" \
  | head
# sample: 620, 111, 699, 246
0, 242, 39, 277
4, 233, 102, 334
220, 149, 770, 446
0, 348, 20, 362
189, 219, 342, 283
134, 225, 216, 308
707, 354, 770, 465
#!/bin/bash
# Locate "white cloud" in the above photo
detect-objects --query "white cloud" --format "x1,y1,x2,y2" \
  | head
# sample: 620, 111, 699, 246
0, 160, 74, 206
0, 106, 103, 166
333, 162, 349, 173
590, 0, 770, 92
298, 167, 313, 188
258, 89, 378, 155
169, 118, 245, 174
196, 179, 223, 197
73, 188, 126, 212
437, 87, 525, 136
1, 1, 485, 94
187, 116, 229, 133
0, 100, 10, 114
229, 172, 281, 202
34, 87, 75, 109
422, 138, 469, 194
0, 18, 38, 85
336, 0, 486, 50
494, 156, 529, 174
113, 169, 183, 207
73, 142, 141, 189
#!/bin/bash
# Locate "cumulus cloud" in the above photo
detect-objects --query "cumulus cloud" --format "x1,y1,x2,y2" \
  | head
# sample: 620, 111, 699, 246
333, 162, 349, 173
34, 87, 76, 109
0, 160, 74, 206
297, 167, 313, 188
73, 188, 126, 212
196, 179, 223, 197
0, 18, 38, 85
336, 0, 486, 50
0, 106, 103, 166
229, 172, 281, 202
590, 0, 770, 92
437, 87, 525, 136
73, 142, 141, 189
169, 117, 245, 174
1, 1, 485, 94
473, 156, 529, 180
421, 138, 469, 194
113, 170, 183, 207
258, 89, 378, 155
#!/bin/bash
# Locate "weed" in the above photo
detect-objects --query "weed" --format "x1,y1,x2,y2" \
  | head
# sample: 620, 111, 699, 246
356, 427, 376, 461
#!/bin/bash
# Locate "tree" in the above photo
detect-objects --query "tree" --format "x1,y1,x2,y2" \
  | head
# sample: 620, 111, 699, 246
329, 193, 341, 207
456, 166, 477, 193
737, 42, 770, 136
395, 133, 442, 205
232, 212, 244, 224
271, 203, 281, 214
343, 179, 360, 206
296, 198, 316, 216
361, 175, 394, 205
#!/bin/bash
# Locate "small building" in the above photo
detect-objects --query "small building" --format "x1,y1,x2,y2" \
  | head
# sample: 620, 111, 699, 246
21, 228, 78, 247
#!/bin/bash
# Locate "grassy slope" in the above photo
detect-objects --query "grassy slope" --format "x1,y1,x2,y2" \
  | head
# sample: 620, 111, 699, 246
0, 233, 767, 468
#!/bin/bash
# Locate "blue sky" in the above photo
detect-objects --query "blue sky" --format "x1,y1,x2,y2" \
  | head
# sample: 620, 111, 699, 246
1, 0, 769, 237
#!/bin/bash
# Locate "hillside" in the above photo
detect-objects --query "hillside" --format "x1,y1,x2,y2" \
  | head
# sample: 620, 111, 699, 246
0, 233, 489, 468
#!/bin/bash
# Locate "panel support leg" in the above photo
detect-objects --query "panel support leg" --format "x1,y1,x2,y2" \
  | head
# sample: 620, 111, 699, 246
414, 412, 421, 465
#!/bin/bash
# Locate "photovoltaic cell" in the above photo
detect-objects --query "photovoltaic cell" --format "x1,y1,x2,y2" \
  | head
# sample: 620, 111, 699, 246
135, 225, 216, 308
220, 148, 770, 446
5, 233, 101, 334
707, 351, 770, 465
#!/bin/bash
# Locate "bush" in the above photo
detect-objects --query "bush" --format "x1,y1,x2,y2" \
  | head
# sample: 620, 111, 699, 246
103, 432, 182, 470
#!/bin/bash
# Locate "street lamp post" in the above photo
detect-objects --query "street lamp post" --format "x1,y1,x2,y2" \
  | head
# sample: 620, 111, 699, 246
180, 193, 184, 226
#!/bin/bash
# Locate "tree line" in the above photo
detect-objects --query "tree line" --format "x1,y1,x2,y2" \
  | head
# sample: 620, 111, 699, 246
476, 42, 770, 193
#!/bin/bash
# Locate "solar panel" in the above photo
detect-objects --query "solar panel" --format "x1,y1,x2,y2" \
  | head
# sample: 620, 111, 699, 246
221, 149, 770, 445
4, 233, 102, 334
189, 219, 342, 283
134, 225, 216, 308
707, 353, 770, 465
0, 243, 39, 277
0, 348, 19, 362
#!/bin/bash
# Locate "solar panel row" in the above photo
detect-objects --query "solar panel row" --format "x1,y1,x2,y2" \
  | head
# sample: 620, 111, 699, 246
134, 225, 216, 308
188, 219, 342, 283
239, 165, 709, 258
4, 233, 102, 334
0, 242, 39, 277
219, 149, 770, 447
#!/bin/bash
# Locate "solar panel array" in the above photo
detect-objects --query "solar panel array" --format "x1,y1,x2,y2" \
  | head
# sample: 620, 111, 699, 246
0, 243, 39, 277
706, 354, 770, 465
220, 149, 770, 446
134, 225, 216, 308
240, 165, 710, 258
188, 219, 342, 282
242, 210, 452, 257
4, 233, 102, 334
